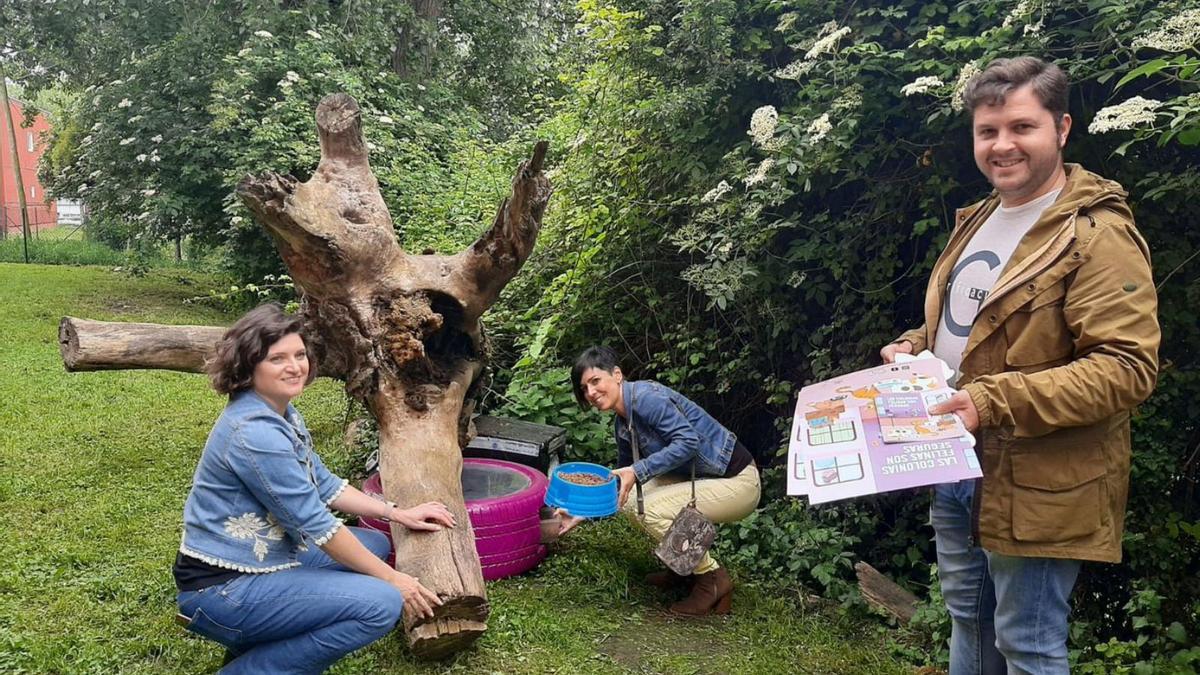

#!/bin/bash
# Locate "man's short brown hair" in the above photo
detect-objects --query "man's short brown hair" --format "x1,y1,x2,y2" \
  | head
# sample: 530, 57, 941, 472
962, 56, 1069, 126
206, 303, 317, 395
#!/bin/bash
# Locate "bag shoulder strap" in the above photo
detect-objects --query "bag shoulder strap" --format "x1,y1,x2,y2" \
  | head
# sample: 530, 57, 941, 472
626, 382, 645, 516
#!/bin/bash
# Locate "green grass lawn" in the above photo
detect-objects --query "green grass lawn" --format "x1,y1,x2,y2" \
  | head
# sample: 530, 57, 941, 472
0, 262, 912, 674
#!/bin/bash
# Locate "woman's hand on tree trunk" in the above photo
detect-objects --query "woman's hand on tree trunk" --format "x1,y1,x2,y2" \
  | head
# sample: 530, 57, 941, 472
391, 571, 442, 620
391, 501, 457, 531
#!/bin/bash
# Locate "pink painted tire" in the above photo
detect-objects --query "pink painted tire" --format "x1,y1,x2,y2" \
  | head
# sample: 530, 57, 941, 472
360, 458, 549, 580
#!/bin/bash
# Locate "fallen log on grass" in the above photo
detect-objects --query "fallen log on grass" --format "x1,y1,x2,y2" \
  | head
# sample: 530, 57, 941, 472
855, 561, 919, 625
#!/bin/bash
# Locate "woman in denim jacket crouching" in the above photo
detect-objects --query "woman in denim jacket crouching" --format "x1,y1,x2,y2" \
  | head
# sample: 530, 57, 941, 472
558, 346, 761, 615
173, 304, 453, 674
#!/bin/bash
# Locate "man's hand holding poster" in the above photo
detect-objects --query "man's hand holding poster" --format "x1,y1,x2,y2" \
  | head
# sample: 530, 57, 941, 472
787, 356, 980, 504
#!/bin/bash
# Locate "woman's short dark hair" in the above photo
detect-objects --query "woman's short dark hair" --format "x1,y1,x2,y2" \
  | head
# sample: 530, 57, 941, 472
206, 303, 316, 395
570, 346, 621, 409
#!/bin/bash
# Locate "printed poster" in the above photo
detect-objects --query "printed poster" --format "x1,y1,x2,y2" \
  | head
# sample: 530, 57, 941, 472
787, 357, 981, 504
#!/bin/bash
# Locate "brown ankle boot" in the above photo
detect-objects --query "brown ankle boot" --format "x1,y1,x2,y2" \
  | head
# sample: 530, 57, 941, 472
644, 569, 692, 590
669, 568, 733, 616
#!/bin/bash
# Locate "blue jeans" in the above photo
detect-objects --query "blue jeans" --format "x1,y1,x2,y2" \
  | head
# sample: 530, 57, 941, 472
931, 480, 1082, 675
177, 526, 402, 675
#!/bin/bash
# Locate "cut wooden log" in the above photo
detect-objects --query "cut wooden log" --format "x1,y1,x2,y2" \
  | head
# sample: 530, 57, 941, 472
59, 318, 224, 373
855, 561, 919, 625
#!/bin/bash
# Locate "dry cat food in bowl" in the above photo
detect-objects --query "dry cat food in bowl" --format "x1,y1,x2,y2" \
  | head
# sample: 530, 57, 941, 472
557, 471, 612, 486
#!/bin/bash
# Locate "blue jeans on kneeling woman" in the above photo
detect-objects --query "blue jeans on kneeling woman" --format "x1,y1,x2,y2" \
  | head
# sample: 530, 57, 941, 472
177, 527, 402, 675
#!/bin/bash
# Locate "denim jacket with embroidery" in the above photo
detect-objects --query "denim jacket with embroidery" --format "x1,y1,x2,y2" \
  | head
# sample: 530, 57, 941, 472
179, 390, 349, 573
613, 380, 736, 483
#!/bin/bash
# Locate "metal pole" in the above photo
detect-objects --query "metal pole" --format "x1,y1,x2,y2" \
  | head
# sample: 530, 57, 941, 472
0, 67, 32, 262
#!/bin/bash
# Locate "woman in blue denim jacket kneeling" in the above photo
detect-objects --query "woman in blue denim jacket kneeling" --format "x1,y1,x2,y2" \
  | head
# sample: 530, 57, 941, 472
174, 304, 454, 674
558, 346, 761, 615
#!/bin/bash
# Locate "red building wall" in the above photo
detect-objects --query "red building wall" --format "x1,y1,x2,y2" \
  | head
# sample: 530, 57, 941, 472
1, 99, 57, 235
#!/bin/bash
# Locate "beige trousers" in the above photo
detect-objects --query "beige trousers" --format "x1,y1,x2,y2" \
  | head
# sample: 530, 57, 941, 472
622, 464, 761, 575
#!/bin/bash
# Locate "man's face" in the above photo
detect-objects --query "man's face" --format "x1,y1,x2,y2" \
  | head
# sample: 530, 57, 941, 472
972, 84, 1071, 207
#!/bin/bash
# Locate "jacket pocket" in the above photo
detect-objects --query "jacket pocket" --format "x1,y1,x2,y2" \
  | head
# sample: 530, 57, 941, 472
1004, 283, 1073, 368
186, 607, 243, 646
1010, 447, 1105, 542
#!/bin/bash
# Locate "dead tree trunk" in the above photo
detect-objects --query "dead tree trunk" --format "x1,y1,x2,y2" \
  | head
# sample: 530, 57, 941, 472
59, 93, 551, 659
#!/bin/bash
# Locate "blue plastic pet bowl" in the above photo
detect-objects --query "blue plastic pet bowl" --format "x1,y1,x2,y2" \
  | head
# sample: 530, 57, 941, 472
545, 462, 619, 518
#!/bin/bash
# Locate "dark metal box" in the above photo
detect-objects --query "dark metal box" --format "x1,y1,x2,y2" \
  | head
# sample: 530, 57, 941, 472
463, 415, 565, 472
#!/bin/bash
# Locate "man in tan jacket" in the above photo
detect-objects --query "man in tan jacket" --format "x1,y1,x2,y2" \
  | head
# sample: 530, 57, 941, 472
881, 57, 1159, 674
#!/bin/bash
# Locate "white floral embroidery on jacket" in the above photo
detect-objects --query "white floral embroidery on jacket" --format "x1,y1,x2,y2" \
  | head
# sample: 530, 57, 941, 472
224, 512, 287, 562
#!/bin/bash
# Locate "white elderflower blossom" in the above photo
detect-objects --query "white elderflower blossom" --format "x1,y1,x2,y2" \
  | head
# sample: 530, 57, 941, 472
119, 137, 135, 146
1088, 97, 1163, 134
151, 134, 163, 143
1025, 18, 1045, 36
117, 98, 132, 108
951, 62, 982, 112
775, 59, 815, 81
237, 47, 253, 57
417, 83, 427, 91
835, 84, 864, 111
136, 154, 147, 162
305, 30, 323, 40
667, 221, 706, 252
1133, 9, 1200, 52
776, 12, 798, 33
806, 112, 833, 143
901, 76, 945, 97
254, 30, 274, 39
805, 25, 851, 59
748, 105, 779, 149
127, 115, 142, 124
231, 216, 244, 225
91, 122, 102, 131
1002, 0, 1034, 28
142, 189, 157, 197
702, 180, 733, 203
680, 259, 754, 297
744, 158, 776, 187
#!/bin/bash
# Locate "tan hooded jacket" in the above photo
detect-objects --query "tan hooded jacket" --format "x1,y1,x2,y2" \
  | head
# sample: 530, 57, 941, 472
896, 164, 1160, 562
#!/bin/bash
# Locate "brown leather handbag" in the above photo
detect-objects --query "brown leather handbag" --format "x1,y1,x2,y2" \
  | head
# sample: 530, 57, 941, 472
627, 386, 716, 576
